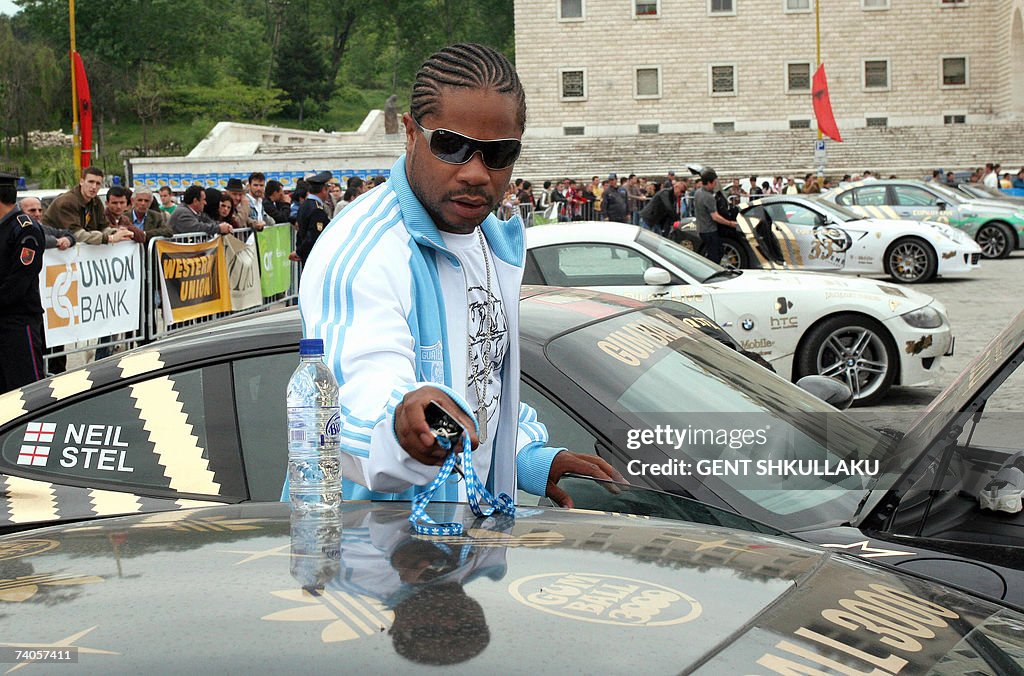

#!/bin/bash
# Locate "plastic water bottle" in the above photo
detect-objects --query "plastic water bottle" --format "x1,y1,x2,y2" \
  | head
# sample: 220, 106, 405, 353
287, 338, 341, 513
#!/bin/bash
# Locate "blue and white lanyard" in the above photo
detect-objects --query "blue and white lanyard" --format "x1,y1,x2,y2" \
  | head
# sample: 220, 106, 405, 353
409, 433, 515, 536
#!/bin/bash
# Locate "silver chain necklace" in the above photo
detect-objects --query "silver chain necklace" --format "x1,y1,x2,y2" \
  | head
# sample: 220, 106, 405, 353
471, 227, 495, 443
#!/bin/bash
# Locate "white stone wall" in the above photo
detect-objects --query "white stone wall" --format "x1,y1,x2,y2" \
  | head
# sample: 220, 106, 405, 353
513, 0, 1016, 137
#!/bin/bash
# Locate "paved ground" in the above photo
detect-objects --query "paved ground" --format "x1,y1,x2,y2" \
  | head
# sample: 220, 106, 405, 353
851, 252, 1024, 433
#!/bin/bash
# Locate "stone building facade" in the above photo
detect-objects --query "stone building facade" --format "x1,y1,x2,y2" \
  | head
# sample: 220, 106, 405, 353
513, 0, 1024, 138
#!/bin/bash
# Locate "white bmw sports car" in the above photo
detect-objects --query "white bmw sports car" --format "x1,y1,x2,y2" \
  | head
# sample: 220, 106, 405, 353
674, 195, 982, 284
525, 222, 953, 405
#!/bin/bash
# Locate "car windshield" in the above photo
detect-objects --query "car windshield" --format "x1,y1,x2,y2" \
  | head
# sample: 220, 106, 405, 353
545, 307, 894, 531
634, 230, 726, 283
556, 475, 791, 537
927, 183, 966, 204
804, 198, 863, 222
964, 183, 1017, 201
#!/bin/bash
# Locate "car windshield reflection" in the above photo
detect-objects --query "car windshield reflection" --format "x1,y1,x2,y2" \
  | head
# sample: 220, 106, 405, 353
928, 183, 966, 204
805, 198, 863, 222
545, 307, 896, 531
634, 229, 724, 281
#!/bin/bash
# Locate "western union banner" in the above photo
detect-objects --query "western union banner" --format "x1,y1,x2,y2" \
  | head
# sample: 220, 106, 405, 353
39, 242, 143, 345
156, 238, 231, 323
256, 224, 291, 297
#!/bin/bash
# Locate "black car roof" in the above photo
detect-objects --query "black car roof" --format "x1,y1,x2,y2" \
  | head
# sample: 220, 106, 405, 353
0, 501, 1015, 673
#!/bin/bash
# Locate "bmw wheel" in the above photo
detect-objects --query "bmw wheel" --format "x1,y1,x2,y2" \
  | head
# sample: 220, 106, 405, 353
884, 237, 937, 284
975, 222, 1013, 259
719, 239, 749, 269
796, 315, 897, 407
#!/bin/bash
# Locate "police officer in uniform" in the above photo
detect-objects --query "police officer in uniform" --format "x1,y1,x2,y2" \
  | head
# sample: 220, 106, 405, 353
0, 173, 46, 393
295, 171, 332, 263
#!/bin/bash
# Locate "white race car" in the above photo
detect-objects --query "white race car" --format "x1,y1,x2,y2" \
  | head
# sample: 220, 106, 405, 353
674, 195, 982, 284
525, 222, 953, 405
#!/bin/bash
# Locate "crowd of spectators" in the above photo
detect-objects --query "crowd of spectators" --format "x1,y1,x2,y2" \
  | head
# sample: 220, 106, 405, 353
18, 167, 387, 370
512, 162, 1024, 228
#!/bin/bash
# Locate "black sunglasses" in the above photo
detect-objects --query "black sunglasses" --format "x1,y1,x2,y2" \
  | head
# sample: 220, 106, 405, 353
415, 120, 522, 171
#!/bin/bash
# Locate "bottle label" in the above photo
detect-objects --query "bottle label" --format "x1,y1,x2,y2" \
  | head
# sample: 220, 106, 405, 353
325, 411, 340, 447
288, 408, 340, 450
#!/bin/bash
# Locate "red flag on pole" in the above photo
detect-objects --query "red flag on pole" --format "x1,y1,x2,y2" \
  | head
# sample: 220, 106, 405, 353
72, 51, 93, 168
812, 64, 842, 143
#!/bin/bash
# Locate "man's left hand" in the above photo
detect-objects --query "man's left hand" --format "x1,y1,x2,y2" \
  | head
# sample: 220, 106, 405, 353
546, 452, 626, 509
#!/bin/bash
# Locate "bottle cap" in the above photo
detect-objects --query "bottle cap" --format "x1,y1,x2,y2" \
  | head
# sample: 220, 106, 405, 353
299, 338, 325, 356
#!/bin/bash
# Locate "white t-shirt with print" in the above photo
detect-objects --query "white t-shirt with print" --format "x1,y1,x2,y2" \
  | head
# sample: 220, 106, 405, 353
437, 229, 509, 501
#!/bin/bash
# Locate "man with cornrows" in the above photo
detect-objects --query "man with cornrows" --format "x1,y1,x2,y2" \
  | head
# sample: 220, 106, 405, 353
290, 43, 621, 507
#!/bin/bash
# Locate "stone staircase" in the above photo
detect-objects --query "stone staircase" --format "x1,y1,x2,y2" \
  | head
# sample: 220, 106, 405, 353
513, 122, 1024, 181
254, 121, 1024, 182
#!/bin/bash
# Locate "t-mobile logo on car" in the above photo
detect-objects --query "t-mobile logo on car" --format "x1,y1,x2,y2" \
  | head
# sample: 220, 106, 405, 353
17, 422, 57, 466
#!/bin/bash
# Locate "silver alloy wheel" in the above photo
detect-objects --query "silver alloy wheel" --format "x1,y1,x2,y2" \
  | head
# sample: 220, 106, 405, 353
815, 326, 890, 401
977, 224, 1008, 258
888, 240, 929, 282
720, 242, 741, 268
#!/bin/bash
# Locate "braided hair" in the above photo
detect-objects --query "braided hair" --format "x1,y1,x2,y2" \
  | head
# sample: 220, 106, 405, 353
410, 43, 526, 131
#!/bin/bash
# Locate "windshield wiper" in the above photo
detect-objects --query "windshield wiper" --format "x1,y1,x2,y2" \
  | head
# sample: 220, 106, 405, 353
703, 269, 741, 283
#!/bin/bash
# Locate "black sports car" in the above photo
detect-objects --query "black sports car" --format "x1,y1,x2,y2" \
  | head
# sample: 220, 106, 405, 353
2, 289, 1024, 608
1, 500, 1023, 673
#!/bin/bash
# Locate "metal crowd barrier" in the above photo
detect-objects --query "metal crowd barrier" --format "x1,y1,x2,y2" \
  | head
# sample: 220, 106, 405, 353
43, 226, 298, 373
146, 228, 298, 342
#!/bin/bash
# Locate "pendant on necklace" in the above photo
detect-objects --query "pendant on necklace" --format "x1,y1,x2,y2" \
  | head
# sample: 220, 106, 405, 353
476, 406, 488, 443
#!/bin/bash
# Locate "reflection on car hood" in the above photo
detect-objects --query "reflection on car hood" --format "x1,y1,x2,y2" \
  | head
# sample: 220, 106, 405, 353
0, 501, 1020, 673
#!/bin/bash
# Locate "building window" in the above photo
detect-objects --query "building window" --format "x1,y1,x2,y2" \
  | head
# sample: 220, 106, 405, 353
638, 124, 660, 134
941, 56, 967, 87
559, 69, 587, 100
785, 0, 811, 12
863, 59, 890, 90
789, 119, 811, 129
944, 114, 966, 124
713, 121, 735, 133
559, 0, 584, 20
786, 62, 811, 92
563, 126, 585, 136
862, 0, 889, 9
634, 66, 661, 99
710, 64, 736, 95
634, 0, 659, 16
866, 117, 888, 127
940, 0, 967, 5
709, 0, 735, 15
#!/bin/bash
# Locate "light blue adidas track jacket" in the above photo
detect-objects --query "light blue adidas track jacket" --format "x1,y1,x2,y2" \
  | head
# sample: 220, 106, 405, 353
289, 155, 563, 503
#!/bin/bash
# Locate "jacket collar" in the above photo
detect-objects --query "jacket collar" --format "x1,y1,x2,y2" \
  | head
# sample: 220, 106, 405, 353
389, 155, 524, 268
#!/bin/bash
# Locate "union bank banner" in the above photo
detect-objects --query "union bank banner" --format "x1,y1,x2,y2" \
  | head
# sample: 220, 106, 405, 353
39, 242, 143, 344
155, 238, 231, 323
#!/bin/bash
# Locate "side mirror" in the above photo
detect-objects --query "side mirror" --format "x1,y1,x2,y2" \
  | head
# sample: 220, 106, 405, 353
643, 267, 672, 286
936, 201, 947, 211
796, 375, 854, 410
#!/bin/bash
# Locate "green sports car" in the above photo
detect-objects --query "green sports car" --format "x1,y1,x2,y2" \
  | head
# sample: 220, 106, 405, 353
822, 179, 1024, 259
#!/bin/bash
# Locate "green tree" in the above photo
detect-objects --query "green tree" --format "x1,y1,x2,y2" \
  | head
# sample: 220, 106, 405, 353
0, 17, 62, 157
272, 2, 335, 122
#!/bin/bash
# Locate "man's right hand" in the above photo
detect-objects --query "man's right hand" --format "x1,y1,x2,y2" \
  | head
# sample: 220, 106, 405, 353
394, 386, 479, 466
108, 228, 133, 243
